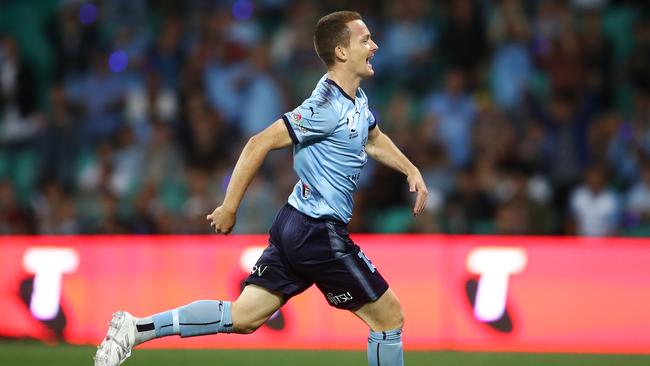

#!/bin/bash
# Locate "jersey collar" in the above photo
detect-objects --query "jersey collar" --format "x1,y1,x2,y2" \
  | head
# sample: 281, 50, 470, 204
325, 78, 356, 104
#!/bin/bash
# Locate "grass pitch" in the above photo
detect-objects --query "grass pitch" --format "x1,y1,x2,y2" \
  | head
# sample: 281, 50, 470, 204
1, 341, 649, 366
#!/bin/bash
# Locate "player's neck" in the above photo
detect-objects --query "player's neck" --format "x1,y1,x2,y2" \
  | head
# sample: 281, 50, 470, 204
327, 69, 360, 100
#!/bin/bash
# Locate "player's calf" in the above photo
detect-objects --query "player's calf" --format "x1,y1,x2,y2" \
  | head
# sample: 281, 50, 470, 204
230, 301, 266, 334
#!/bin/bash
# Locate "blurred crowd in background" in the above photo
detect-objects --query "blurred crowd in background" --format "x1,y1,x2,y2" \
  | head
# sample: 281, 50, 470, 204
1, 0, 650, 236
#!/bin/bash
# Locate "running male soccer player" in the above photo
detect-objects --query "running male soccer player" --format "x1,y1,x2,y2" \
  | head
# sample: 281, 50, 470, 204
94, 10, 427, 366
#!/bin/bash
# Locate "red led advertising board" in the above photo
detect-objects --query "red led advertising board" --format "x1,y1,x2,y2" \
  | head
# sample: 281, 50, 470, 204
1, 235, 649, 353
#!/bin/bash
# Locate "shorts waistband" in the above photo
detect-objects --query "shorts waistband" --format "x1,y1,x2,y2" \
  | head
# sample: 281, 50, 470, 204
284, 203, 347, 227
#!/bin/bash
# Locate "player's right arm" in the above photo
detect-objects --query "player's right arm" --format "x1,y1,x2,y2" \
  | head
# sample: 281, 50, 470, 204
207, 119, 293, 234
365, 125, 428, 216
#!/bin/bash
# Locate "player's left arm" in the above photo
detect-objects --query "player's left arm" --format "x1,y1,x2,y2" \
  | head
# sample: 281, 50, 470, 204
365, 125, 428, 215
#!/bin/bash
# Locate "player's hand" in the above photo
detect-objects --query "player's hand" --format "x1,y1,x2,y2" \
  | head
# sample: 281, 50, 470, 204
206, 205, 237, 234
407, 170, 428, 216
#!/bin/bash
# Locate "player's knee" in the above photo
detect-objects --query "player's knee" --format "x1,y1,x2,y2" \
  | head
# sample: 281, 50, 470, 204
390, 303, 405, 330
381, 296, 404, 330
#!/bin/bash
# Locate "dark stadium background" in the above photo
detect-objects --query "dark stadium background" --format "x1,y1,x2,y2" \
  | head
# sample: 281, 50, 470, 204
1, 0, 650, 365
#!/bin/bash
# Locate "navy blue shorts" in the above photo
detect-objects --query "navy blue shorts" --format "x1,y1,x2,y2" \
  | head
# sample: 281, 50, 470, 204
245, 204, 389, 310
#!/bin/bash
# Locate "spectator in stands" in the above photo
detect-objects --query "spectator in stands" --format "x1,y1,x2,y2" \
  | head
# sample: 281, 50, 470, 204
569, 163, 620, 236
0, 180, 35, 234
238, 41, 284, 137
65, 50, 127, 143
625, 163, 650, 234
579, 9, 614, 108
373, 0, 436, 94
440, 0, 487, 84
422, 68, 478, 169
489, 0, 533, 113
445, 166, 496, 233
37, 83, 81, 191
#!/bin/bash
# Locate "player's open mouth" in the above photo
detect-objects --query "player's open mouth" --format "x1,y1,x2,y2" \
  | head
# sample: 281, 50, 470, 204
366, 54, 374, 66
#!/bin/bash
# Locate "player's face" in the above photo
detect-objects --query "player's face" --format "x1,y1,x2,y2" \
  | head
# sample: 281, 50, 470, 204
344, 20, 378, 78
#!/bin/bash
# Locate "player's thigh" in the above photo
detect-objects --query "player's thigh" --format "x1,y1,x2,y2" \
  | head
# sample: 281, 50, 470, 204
232, 284, 284, 333
352, 288, 403, 332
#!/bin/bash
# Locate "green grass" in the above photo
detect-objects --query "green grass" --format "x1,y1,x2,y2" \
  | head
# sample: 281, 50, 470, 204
1, 341, 649, 366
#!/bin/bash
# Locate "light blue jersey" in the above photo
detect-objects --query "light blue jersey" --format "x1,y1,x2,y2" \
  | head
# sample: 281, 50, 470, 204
282, 74, 377, 223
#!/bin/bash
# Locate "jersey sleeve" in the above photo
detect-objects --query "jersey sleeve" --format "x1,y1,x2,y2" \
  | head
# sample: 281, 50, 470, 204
282, 100, 338, 144
367, 108, 378, 130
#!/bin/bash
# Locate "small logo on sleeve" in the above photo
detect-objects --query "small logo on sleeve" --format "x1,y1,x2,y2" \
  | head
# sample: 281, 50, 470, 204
290, 111, 307, 133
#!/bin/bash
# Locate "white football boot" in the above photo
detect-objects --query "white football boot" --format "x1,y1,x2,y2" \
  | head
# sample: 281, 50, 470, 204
94, 311, 136, 366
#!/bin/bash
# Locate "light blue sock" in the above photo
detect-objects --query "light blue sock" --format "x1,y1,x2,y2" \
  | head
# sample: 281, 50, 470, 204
177, 300, 233, 337
367, 328, 403, 366
135, 300, 232, 344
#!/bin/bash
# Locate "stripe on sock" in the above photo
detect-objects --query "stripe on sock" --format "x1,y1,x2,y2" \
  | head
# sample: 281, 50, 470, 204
376, 343, 381, 366
179, 321, 220, 326
172, 309, 180, 334
136, 323, 155, 332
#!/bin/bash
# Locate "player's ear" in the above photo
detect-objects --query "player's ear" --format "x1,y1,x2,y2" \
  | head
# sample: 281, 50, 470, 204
334, 45, 347, 62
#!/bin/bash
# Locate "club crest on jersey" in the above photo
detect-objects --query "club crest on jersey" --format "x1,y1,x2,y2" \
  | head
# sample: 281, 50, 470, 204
347, 110, 360, 139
